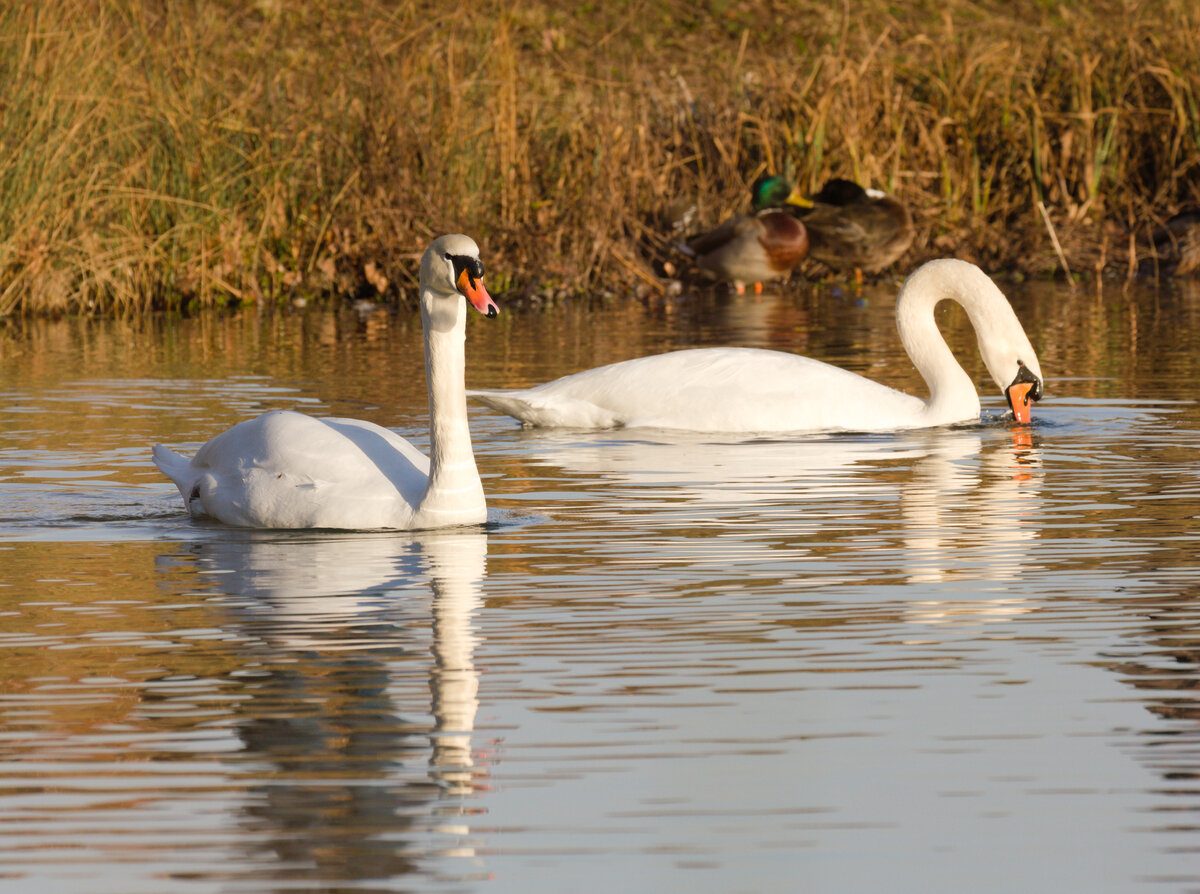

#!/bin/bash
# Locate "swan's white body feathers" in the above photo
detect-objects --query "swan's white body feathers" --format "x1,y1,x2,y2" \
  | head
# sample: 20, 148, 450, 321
471, 348, 927, 432
154, 411, 436, 529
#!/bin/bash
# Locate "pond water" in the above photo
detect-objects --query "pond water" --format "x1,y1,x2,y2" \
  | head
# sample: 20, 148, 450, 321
1, 273, 1200, 893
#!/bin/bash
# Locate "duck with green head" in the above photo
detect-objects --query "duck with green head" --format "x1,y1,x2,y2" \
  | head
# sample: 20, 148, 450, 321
682, 175, 811, 293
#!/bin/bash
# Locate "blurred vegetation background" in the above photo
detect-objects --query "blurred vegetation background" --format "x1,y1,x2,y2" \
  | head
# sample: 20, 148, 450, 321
2, 0, 1198, 314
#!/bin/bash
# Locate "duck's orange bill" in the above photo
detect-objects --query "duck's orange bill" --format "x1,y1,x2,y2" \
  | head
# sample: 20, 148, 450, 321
1007, 381, 1035, 424
457, 268, 498, 318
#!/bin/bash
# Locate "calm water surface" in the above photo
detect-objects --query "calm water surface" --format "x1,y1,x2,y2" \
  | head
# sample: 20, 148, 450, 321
1, 277, 1200, 893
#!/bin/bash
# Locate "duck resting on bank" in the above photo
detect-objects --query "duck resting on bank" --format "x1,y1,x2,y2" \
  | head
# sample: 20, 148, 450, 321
790, 177, 914, 278
469, 258, 1042, 433
680, 175, 811, 293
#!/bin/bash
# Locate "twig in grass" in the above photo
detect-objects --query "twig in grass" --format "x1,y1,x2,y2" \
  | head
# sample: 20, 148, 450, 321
609, 245, 665, 294
1037, 200, 1074, 286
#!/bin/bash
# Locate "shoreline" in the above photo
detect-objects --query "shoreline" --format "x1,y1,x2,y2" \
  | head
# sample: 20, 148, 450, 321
2, 0, 1198, 315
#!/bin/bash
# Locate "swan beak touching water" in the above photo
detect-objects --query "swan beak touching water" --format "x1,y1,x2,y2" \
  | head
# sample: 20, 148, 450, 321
1006, 361, 1043, 424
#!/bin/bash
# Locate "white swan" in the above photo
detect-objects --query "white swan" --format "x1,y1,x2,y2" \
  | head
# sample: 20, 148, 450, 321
469, 259, 1043, 433
153, 234, 499, 530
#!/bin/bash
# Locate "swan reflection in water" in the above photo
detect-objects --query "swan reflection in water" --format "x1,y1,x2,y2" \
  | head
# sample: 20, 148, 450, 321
156, 529, 488, 882
902, 429, 1043, 581
513, 424, 1042, 615
901, 428, 1044, 624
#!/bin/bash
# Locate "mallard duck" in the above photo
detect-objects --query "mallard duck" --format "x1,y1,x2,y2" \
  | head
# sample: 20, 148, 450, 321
681, 175, 810, 293
792, 178, 914, 277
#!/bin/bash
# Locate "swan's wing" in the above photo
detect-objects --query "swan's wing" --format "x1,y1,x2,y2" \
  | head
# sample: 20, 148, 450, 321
472, 348, 925, 432
178, 410, 429, 527
317, 416, 431, 485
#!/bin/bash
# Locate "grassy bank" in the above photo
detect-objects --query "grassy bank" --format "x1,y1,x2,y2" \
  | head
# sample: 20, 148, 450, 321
2, 0, 1199, 315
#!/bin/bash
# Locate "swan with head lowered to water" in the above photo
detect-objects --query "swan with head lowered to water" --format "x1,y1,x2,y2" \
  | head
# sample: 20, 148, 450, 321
153, 234, 499, 530
469, 258, 1042, 433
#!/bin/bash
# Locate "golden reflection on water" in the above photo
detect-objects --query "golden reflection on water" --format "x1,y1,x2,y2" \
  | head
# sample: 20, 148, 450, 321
2, 275, 1200, 891
0, 273, 1195, 400
1, 530, 491, 881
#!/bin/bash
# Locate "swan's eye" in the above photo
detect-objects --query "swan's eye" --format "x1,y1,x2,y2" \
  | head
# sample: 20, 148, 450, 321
447, 254, 484, 289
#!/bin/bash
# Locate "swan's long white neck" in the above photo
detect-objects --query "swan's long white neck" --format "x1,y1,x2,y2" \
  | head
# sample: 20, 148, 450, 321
416, 286, 485, 524
894, 259, 1033, 426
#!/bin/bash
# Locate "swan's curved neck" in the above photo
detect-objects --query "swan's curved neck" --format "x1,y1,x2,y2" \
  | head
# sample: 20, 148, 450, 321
894, 270, 984, 423
418, 287, 484, 522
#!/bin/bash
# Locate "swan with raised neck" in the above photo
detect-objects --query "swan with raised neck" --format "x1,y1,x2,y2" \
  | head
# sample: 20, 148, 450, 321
153, 234, 499, 529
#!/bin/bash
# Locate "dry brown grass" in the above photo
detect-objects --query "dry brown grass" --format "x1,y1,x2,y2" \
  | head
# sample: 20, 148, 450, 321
2, 0, 1199, 315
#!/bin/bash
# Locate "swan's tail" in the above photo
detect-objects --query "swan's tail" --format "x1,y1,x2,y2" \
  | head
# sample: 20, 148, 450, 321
466, 390, 540, 426
468, 389, 620, 429
152, 444, 199, 503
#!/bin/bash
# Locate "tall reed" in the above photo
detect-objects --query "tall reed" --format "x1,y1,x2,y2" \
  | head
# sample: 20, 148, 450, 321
2, 0, 1198, 315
